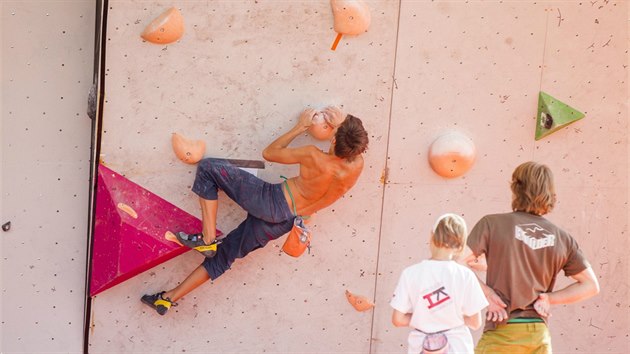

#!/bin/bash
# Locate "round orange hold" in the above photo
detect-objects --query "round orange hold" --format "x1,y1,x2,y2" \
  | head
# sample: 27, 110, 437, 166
141, 7, 184, 45
331, 0, 372, 35
428, 132, 476, 178
308, 112, 336, 141
171, 132, 205, 164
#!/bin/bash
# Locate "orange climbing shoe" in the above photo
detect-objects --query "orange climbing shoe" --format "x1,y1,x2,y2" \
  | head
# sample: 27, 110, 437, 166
141, 291, 177, 316
176, 232, 221, 258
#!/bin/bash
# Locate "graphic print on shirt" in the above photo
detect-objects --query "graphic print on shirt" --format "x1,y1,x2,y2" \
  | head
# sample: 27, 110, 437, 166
515, 223, 556, 250
422, 286, 451, 309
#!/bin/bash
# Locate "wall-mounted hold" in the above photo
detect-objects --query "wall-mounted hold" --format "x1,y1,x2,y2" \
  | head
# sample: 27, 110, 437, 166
2, 221, 10, 232
308, 112, 335, 140
165, 231, 183, 246
117, 203, 138, 219
330, 0, 371, 50
535, 91, 585, 141
345, 289, 375, 312
428, 131, 476, 179
141, 7, 184, 45
87, 82, 96, 120
308, 107, 345, 141
172, 132, 206, 164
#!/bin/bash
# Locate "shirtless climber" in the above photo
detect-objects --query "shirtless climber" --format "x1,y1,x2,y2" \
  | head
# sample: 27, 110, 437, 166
141, 106, 369, 315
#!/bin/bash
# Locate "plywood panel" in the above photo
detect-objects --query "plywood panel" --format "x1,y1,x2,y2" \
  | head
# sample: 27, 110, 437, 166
376, 1, 628, 353
1, 1, 95, 352
90, 1, 397, 352
534, 2, 628, 350
385, 1, 548, 187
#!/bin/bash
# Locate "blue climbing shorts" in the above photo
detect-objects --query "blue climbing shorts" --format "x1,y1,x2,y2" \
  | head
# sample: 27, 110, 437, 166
192, 158, 295, 280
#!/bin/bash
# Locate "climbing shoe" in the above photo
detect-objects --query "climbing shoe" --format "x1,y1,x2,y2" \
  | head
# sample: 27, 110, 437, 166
141, 291, 177, 316
176, 231, 222, 258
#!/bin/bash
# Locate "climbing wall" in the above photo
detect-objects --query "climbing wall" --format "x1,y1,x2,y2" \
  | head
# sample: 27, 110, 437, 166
90, 1, 396, 352
88, 1, 627, 353
370, 2, 629, 353
1, 1, 95, 352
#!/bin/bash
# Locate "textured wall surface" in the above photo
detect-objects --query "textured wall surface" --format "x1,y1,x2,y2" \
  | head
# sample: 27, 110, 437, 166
371, 1, 629, 353
2, 0, 626, 353
89, 1, 628, 353
1, 1, 95, 352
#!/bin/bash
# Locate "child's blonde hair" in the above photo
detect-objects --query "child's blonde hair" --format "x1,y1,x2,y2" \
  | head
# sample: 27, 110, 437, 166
431, 213, 468, 252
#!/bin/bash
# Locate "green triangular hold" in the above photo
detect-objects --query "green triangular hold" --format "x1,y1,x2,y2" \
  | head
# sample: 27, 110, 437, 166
535, 91, 585, 141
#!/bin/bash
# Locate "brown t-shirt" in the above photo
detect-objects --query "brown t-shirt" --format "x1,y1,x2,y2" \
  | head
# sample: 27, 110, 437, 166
467, 211, 590, 331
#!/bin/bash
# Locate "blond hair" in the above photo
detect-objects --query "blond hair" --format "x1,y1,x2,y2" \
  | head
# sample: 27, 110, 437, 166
510, 161, 556, 216
431, 213, 468, 252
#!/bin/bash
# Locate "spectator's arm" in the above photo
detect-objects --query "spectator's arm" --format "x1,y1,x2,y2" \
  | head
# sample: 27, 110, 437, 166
534, 267, 599, 317
463, 312, 482, 330
391, 309, 411, 327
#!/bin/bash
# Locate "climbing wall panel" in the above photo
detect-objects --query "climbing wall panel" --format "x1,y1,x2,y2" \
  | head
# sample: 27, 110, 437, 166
1, 1, 95, 352
374, 1, 628, 353
532, 3, 628, 350
89, 1, 397, 352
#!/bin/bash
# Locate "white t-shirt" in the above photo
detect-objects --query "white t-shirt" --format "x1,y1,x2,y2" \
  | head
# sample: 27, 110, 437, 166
391, 260, 488, 353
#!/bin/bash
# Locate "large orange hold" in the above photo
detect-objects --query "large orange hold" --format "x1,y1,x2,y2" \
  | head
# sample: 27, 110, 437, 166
308, 112, 336, 141
171, 133, 205, 164
428, 131, 476, 178
331, 0, 371, 35
141, 7, 184, 45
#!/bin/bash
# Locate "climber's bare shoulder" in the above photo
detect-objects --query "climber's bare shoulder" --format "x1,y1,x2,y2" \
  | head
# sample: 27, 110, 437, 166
288, 152, 364, 215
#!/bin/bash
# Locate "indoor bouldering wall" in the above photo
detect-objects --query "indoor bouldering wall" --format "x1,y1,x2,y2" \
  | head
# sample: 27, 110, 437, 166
87, 1, 627, 353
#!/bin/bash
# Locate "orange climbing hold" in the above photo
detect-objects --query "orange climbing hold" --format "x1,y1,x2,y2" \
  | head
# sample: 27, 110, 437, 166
428, 131, 476, 178
331, 0, 371, 35
171, 132, 206, 164
308, 112, 336, 140
164, 231, 183, 246
308, 107, 345, 141
330, 0, 371, 50
141, 7, 184, 45
345, 289, 375, 312
117, 203, 138, 219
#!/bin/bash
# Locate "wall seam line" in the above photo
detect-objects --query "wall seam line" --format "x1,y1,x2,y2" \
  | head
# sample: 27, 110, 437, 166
83, 0, 108, 352
368, 1, 403, 352
533, 9, 550, 158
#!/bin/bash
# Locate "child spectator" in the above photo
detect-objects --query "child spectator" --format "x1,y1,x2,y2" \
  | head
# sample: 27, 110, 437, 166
391, 213, 488, 353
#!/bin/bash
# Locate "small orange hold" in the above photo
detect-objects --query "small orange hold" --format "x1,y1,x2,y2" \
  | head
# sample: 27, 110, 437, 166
117, 203, 138, 219
428, 131, 476, 178
345, 289, 375, 312
141, 7, 184, 45
171, 132, 206, 164
164, 231, 183, 246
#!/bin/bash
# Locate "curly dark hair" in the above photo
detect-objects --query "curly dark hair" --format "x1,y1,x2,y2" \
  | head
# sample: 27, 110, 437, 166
333, 115, 369, 161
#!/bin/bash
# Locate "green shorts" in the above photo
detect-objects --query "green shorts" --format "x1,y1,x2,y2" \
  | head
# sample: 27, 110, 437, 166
475, 323, 552, 354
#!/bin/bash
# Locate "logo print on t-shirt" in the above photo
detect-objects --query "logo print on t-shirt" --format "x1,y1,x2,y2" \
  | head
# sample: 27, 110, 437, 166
422, 286, 450, 309
515, 223, 556, 250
